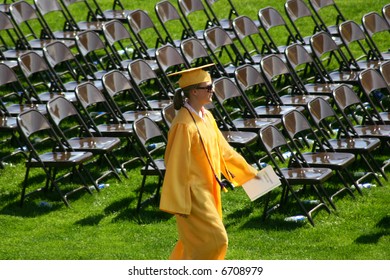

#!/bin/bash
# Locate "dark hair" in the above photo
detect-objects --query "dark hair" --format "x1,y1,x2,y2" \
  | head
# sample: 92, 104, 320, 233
173, 85, 198, 110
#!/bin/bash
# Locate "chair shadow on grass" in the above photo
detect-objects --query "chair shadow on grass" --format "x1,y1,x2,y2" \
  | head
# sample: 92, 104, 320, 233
224, 190, 330, 230
355, 215, 390, 244
102, 191, 172, 225
74, 214, 106, 226
0, 172, 66, 217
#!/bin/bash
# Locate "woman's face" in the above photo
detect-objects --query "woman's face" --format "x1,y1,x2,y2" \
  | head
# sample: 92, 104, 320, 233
193, 82, 213, 105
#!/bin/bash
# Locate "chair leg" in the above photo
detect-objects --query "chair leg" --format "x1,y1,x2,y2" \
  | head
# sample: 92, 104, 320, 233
20, 167, 31, 207
136, 174, 148, 213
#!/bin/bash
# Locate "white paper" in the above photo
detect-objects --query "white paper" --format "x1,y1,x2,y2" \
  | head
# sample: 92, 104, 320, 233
242, 165, 281, 201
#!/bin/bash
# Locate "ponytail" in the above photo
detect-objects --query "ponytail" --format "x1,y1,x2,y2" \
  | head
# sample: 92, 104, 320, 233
173, 89, 184, 110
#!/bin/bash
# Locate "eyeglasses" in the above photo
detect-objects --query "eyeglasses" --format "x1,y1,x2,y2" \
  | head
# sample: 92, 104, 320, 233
197, 85, 213, 91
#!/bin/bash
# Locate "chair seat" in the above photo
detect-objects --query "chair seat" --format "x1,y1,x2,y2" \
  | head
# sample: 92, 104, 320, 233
0, 60, 18, 69
148, 100, 172, 110
253, 105, 305, 117
76, 21, 104, 32
280, 94, 330, 106
0, 116, 17, 130
94, 123, 134, 136
38, 92, 76, 103
304, 83, 344, 95
122, 110, 162, 123
67, 137, 121, 153
354, 125, 390, 138
328, 71, 359, 83
232, 117, 281, 131
327, 137, 381, 152
96, 10, 133, 21
63, 80, 103, 92
354, 60, 382, 70
52, 31, 79, 40
376, 112, 390, 124
140, 159, 166, 176
28, 151, 93, 167
6, 104, 47, 116
301, 152, 355, 169
120, 59, 160, 72
221, 130, 258, 145
281, 167, 333, 184
29, 39, 75, 49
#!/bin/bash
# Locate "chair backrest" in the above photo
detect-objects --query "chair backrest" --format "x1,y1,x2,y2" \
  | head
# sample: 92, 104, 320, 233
76, 29, 106, 56
17, 109, 68, 157
258, 6, 297, 49
127, 58, 172, 103
102, 19, 142, 65
90, 0, 130, 21
213, 76, 257, 121
310, 31, 352, 73
359, 67, 390, 117
0, 10, 25, 51
102, 69, 133, 98
382, 4, 390, 26
74, 81, 119, 131
203, 26, 245, 76
18, 50, 52, 78
155, 44, 189, 90
260, 54, 305, 96
180, 37, 212, 65
46, 95, 79, 126
161, 103, 176, 129
0, 62, 19, 86
204, 0, 238, 30
362, 12, 390, 61
155, 0, 192, 46
359, 68, 389, 96
285, 43, 328, 84
43, 40, 89, 82
379, 59, 390, 87
102, 68, 152, 113
309, 0, 346, 35
332, 84, 377, 127
132, 117, 167, 160
282, 109, 324, 150
0, 62, 32, 107
178, 0, 214, 33
338, 20, 378, 66
17, 109, 55, 144
17, 50, 63, 100
307, 95, 355, 139
234, 63, 278, 105
258, 124, 297, 170
10, 0, 52, 40
75, 81, 108, 109
75, 29, 117, 76
362, 11, 390, 37
232, 15, 271, 62
34, 0, 72, 32
285, 0, 322, 43
155, 44, 189, 74
127, 9, 165, 59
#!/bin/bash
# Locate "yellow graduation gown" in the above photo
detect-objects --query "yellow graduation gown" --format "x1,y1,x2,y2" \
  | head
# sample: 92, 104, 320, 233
159, 107, 257, 260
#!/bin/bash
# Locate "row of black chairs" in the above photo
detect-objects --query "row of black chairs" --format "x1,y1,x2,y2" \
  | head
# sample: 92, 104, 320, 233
0, 1, 389, 224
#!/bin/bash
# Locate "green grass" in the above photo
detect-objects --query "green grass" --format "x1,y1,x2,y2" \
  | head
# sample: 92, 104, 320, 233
0, 0, 389, 260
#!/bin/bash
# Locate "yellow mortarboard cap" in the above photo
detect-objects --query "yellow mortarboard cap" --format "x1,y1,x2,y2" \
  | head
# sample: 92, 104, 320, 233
167, 63, 214, 89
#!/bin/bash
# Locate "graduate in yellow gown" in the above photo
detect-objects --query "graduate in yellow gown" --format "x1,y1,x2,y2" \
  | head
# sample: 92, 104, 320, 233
159, 65, 258, 260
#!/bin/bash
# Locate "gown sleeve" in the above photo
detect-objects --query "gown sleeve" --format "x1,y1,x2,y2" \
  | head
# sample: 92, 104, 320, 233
159, 122, 193, 215
209, 111, 258, 186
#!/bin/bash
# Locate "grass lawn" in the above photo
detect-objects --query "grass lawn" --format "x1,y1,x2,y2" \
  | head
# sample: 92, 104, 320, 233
0, 0, 389, 261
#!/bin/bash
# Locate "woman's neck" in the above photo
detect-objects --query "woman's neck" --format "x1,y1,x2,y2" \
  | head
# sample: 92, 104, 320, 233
187, 99, 203, 116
